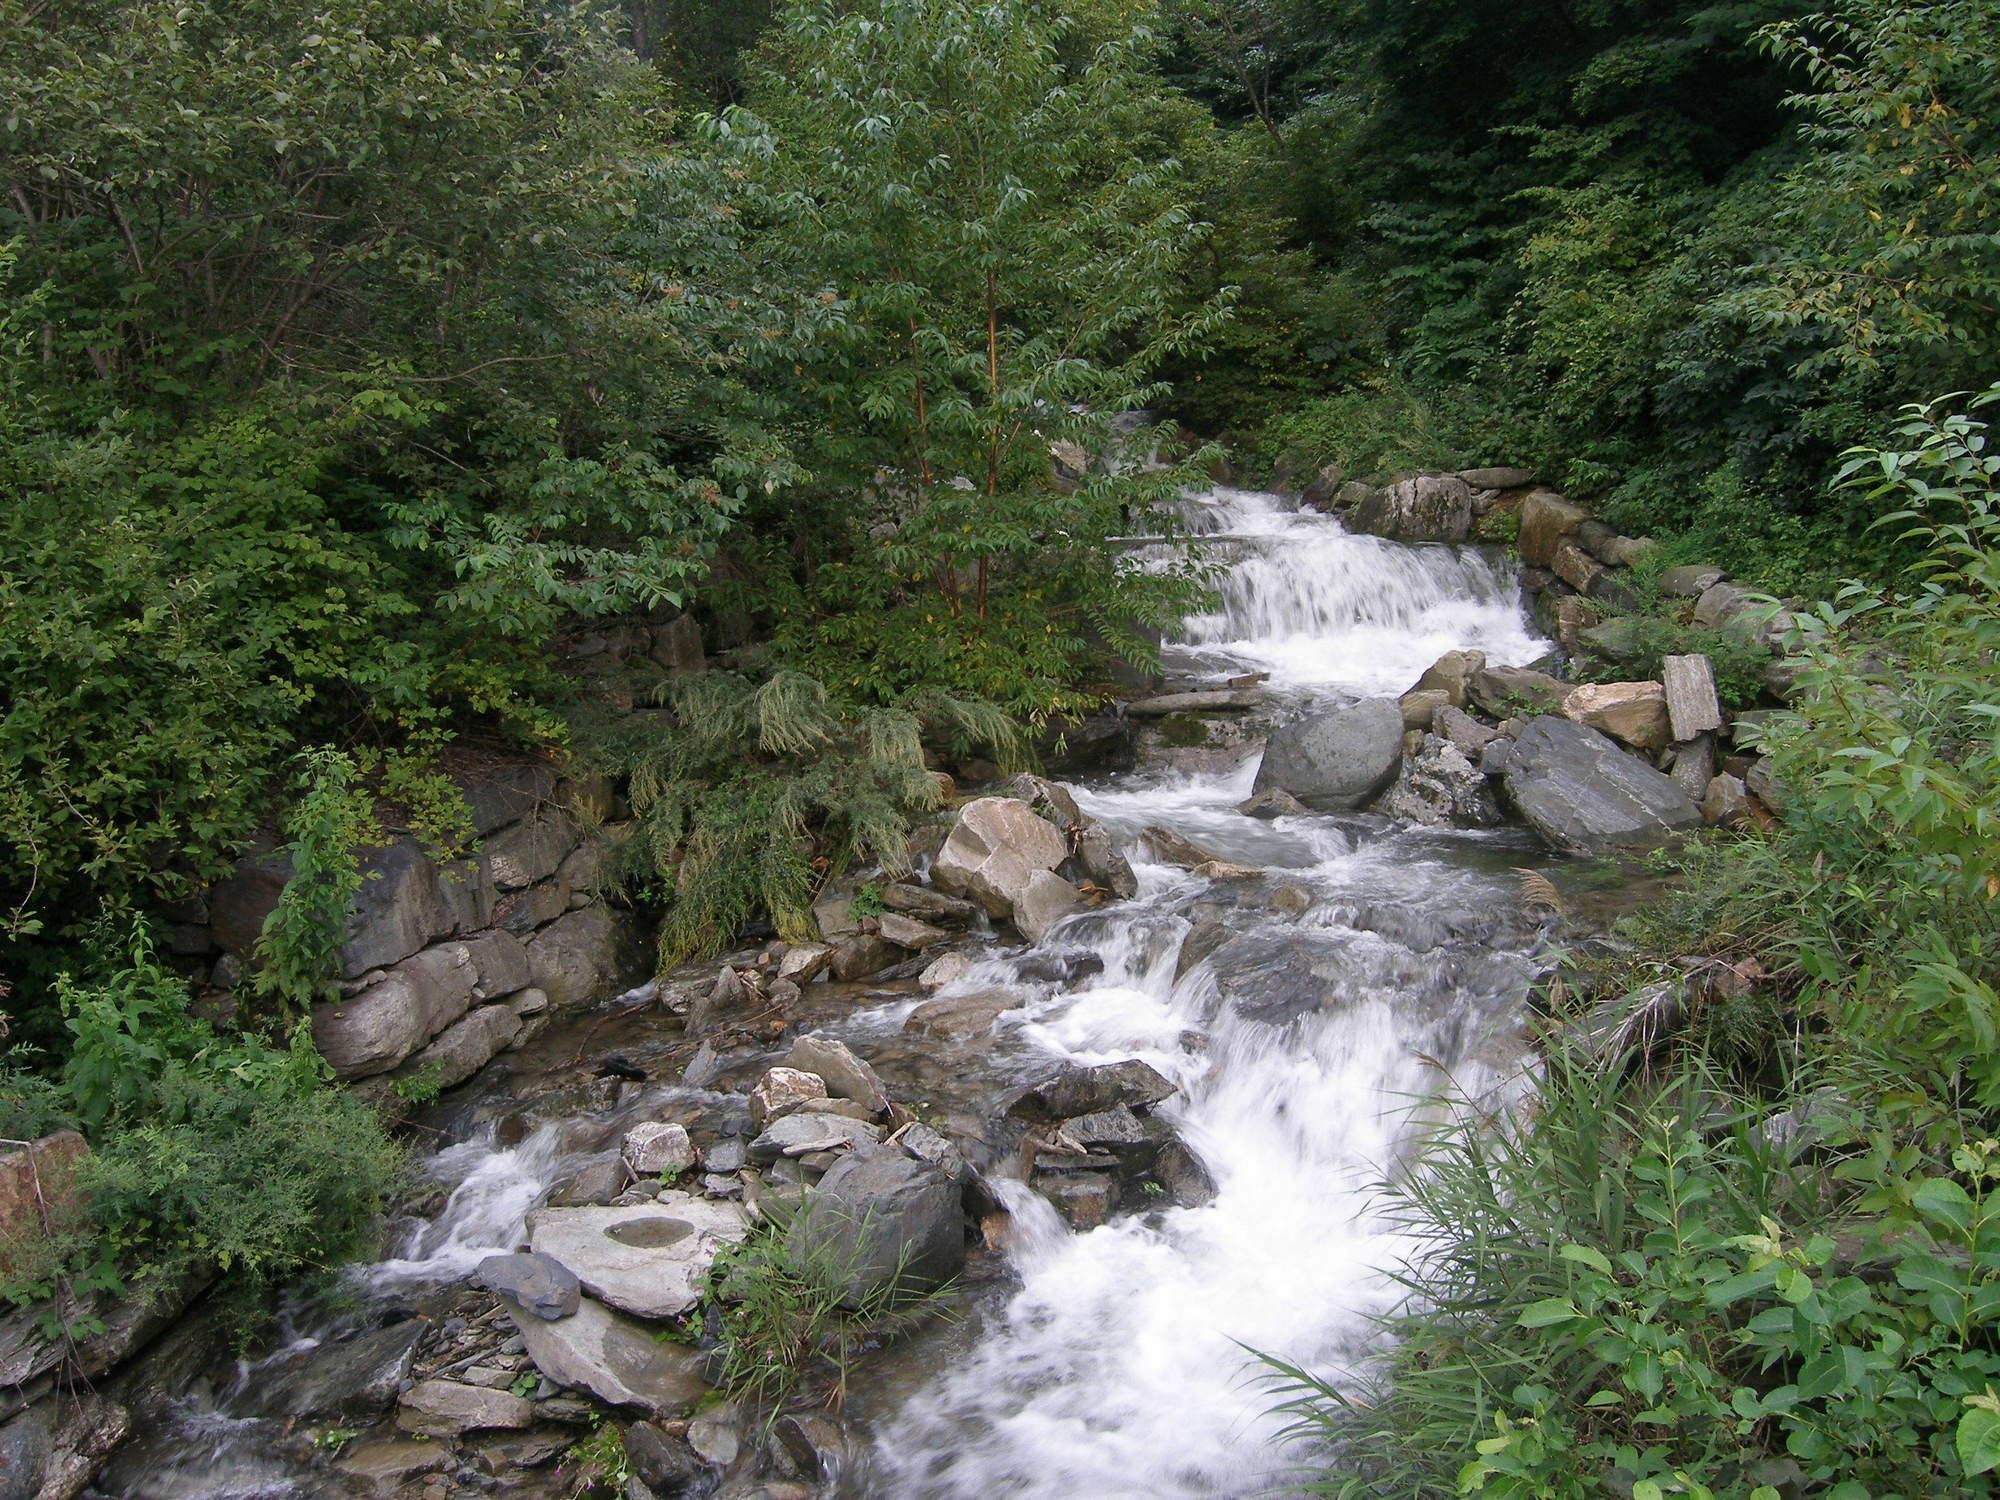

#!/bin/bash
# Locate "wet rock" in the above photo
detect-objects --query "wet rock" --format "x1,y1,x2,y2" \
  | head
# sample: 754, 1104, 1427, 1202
1251, 698, 1404, 812
1001, 773, 1082, 829
1348, 473, 1474, 542
1397, 686, 1452, 730
1012, 869, 1084, 942
685, 966, 749, 1040
1141, 825, 1228, 871
336, 1438, 451, 1488
626, 1420, 704, 1492
1468, 665, 1566, 719
830, 933, 902, 982
501, 1294, 710, 1417
549, 1157, 629, 1208
623, 1122, 697, 1177
1013, 1060, 1176, 1120
245, 1319, 426, 1419
889, 1121, 972, 1185
1433, 704, 1497, 760
1125, 688, 1263, 716
1174, 915, 1232, 980
1152, 1135, 1218, 1208
1269, 883, 1313, 917
878, 884, 980, 925
1070, 823, 1138, 900
1377, 735, 1501, 827
788, 1145, 965, 1303
688, 1407, 742, 1469
1702, 772, 1751, 826
1561, 681, 1670, 753
1035, 1173, 1118, 1230
1502, 717, 1701, 855
1237, 788, 1308, 819
749, 1114, 884, 1163
784, 1035, 889, 1115
527, 1199, 747, 1320
931, 797, 1070, 921
475, 1253, 581, 1322
917, 951, 973, 991
750, 1068, 828, 1128
398, 1379, 535, 1435
775, 1413, 849, 1483
874, 912, 948, 951
904, 988, 1022, 1041
776, 943, 832, 984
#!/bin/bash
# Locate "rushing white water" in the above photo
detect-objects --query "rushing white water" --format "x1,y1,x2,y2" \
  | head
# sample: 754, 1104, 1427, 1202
863, 488, 1548, 1497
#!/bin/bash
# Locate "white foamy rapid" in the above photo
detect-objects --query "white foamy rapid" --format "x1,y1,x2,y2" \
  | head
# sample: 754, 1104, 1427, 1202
1166, 487, 1544, 696
864, 487, 1547, 1497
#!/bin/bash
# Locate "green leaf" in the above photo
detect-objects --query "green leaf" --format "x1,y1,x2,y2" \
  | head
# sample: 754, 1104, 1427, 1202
1961, 1408, 2000, 1475
1516, 1297, 1581, 1329
1913, 1177, 1977, 1236
1559, 1243, 1614, 1276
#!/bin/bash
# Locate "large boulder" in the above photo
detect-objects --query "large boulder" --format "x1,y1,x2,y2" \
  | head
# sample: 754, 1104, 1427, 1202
311, 944, 480, 1079
1012, 1059, 1177, 1120
786, 1145, 964, 1305
526, 1198, 747, 1321
784, 1035, 889, 1115
1501, 717, 1702, 855
1347, 473, 1474, 542
1468, 665, 1567, 719
525, 903, 639, 1010
1409, 649, 1487, 707
244, 1320, 425, 1420
1377, 736, 1501, 827
931, 798, 1071, 928
1251, 699, 1404, 812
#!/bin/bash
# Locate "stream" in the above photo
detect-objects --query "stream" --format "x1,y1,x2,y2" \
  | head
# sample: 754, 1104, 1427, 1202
95, 486, 1561, 1499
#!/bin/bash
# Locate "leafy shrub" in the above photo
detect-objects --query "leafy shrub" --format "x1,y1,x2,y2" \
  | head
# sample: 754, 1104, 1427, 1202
595, 671, 1019, 967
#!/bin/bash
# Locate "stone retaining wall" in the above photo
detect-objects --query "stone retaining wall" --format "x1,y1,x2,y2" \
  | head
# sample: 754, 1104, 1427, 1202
191, 763, 648, 1087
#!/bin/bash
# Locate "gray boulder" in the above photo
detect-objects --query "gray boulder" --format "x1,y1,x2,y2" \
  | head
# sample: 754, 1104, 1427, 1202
1251, 699, 1404, 811
526, 1198, 747, 1320
1377, 736, 1501, 827
245, 1320, 425, 1419
475, 1252, 581, 1322
931, 798, 1072, 930
787, 1145, 964, 1304
1501, 717, 1702, 855
785, 1035, 889, 1115
500, 1294, 710, 1416
1013, 1059, 1177, 1120
311, 943, 479, 1079
1348, 474, 1474, 541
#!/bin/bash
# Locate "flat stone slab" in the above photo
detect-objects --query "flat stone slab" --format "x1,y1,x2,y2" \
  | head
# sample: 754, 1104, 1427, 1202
526, 1197, 747, 1320
748, 1113, 884, 1163
1125, 689, 1263, 716
501, 1293, 710, 1417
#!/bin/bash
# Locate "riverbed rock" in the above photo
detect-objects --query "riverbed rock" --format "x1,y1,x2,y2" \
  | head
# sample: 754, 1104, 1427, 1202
1659, 563, 1725, 597
1237, 788, 1309, 819
1433, 704, 1497, 760
398, 1379, 534, 1436
526, 1199, 748, 1320
1702, 772, 1752, 826
831, 933, 902, 981
1410, 648, 1487, 708
1251, 699, 1404, 811
1013, 1059, 1177, 1120
750, 1067, 828, 1128
749, 1113, 884, 1163
1348, 473, 1474, 541
931, 798, 1070, 926
396, 1001, 523, 1093
1377, 735, 1501, 827
777, 942, 833, 984
1662, 653, 1723, 741
873, 912, 948, 951
1501, 717, 1702, 855
904, 988, 1023, 1040
526, 903, 637, 1010
917, 951, 973, 991
785, 1035, 889, 1115
878, 883, 980, 925
475, 1252, 582, 1322
245, 1319, 426, 1419
622, 1121, 697, 1177
1070, 823, 1138, 900
312, 945, 479, 1079
787, 1145, 964, 1304
1561, 681, 1671, 753
1012, 869, 1084, 942
500, 1294, 710, 1416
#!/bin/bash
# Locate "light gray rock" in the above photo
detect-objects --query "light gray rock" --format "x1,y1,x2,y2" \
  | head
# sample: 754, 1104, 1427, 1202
1012, 869, 1083, 942
1434, 704, 1498, 760
1013, 1059, 1177, 1120
1458, 466, 1534, 489
931, 798, 1070, 921
1409, 648, 1487, 707
1693, 580, 1793, 648
1468, 665, 1567, 719
622, 1122, 697, 1177
917, 951, 973, 991
830, 932, 902, 981
749, 1068, 827, 1129
1662, 654, 1724, 741
1251, 699, 1404, 811
748, 1114, 884, 1163
501, 1294, 710, 1416
1237, 788, 1309, 819
874, 912, 948, 951
1124, 689, 1262, 716
877, 884, 980, 925
1501, 717, 1702, 855
394, 1001, 522, 1092
398, 1379, 534, 1435
340, 840, 457, 977
475, 1252, 581, 1322
777, 943, 833, 983
1378, 736, 1501, 827
462, 929, 532, 999
904, 988, 1023, 1040
1349, 473, 1474, 541
526, 904, 636, 1010
1070, 823, 1137, 900
784, 1035, 889, 1115
311, 943, 479, 1079
526, 1198, 747, 1320
787, 1145, 964, 1304
481, 814, 576, 891
1702, 772, 1751, 826
1668, 735, 1716, 802
1658, 564, 1725, 597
